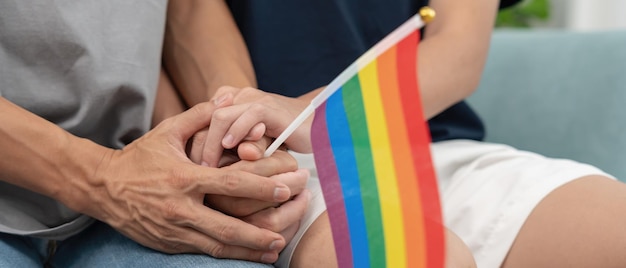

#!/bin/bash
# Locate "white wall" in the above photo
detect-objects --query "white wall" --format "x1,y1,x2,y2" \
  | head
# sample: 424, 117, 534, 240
547, 0, 626, 30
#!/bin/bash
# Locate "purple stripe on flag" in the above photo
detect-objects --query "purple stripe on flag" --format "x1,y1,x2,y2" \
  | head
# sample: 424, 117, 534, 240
311, 102, 353, 268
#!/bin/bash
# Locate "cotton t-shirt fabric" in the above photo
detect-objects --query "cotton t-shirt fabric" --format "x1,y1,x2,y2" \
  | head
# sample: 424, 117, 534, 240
227, 0, 521, 142
0, 0, 166, 239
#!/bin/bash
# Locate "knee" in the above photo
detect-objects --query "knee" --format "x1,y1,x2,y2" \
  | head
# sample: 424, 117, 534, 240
445, 228, 476, 268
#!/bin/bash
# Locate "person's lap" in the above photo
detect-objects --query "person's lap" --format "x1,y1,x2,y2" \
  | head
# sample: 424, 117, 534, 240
0, 221, 271, 268
435, 140, 620, 267
0, 231, 43, 267
287, 139, 624, 267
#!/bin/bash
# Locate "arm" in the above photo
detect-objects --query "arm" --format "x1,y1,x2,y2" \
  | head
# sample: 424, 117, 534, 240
296, 1, 500, 119
201, 0, 501, 162
152, 68, 186, 127
418, 0, 500, 118
161, 0, 310, 247
0, 97, 106, 205
0, 97, 303, 263
153, 0, 253, 126
162, 0, 256, 107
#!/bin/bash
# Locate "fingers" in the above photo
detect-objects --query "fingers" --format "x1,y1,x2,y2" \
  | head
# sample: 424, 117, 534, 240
244, 123, 266, 142
204, 195, 279, 218
192, 166, 292, 203
242, 190, 311, 234
224, 150, 299, 177
279, 222, 300, 249
237, 136, 272, 161
169, 95, 232, 141
204, 169, 309, 217
269, 168, 309, 197
190, 206, 286, 251
216, 149, 240, 168
187, 128, 209, 164
201, 104, 258, 167
140, 209, 284, 263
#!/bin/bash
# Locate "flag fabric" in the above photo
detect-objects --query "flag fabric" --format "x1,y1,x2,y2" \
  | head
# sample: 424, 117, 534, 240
310, 12, 445, 268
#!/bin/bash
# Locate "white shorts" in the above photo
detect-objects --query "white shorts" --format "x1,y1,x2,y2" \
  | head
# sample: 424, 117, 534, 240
275, 140, 613, 268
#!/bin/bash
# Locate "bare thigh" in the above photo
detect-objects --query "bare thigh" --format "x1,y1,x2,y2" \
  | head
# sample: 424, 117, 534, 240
290, 212, 476, 268
502, 176, 626, 267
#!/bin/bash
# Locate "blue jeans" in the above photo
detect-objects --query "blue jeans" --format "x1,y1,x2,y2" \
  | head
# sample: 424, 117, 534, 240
0, 221, 272, 268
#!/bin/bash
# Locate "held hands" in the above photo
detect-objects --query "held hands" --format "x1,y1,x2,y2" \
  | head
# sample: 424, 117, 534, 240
184, 86, 317, 258
193, 86, 314, 168
73, 101, 307, 263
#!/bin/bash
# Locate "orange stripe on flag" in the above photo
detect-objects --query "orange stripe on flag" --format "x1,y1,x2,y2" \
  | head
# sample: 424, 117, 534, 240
378, 45, 427, 268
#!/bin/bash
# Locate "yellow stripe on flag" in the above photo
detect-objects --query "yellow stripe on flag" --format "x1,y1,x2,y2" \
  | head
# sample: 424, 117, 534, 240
358, 60, 407, 268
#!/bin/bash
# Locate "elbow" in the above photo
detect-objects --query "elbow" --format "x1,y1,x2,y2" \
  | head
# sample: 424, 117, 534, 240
460, 53, 490, 100
463, 71, 482, 99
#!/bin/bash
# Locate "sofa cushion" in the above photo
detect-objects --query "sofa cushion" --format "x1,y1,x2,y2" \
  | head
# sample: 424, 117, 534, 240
468, 30, 626, 181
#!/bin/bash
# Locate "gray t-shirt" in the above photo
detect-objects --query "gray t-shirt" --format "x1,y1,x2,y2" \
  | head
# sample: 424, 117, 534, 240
0, 0, 167, 239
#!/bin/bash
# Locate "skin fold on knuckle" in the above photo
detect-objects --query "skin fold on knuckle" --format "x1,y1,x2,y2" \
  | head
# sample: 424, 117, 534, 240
160, 240, 185, 254
215, 223, 239, 245
215, 85, 236, 98
160, 199, 196, 225
189, 103, 210, 120
239, 87, 260, 100
247, 103, 268, 122
204, 242, 228, 258
211, 108, 232, 124
259, 95, 279, 109
218, 172, 244, 195
168, 169, 197, 193
153, 227, 184, 252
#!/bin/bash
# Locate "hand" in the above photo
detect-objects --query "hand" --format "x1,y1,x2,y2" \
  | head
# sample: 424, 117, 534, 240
204, 152, 311, 245
197, 86, 314, 167
74, 101, 306, 263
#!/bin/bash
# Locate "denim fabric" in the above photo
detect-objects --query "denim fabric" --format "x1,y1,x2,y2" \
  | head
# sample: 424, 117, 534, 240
0, 232, 43, 267
0, 221, 272, 268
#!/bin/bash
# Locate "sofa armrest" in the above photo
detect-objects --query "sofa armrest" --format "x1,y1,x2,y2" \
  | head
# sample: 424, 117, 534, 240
468, 29, 626, 181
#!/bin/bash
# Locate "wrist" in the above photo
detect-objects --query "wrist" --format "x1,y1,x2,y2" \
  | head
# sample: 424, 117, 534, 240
53, 133, 115, 214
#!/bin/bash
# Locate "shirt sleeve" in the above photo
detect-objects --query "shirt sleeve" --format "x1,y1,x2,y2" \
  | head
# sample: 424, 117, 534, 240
499, 0, 523, 9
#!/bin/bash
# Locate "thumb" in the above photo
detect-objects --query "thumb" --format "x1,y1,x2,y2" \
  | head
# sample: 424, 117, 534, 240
172, 95, 234, 140
238, 136, 273, 161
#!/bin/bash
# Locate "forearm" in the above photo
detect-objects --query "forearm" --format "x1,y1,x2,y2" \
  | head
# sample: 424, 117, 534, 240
163, 0, 256, 106
152, 68, 186, 127
0, 97, 110, 211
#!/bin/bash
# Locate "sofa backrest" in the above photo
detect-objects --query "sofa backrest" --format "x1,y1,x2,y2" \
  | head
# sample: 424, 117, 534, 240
468, 30, 626, 181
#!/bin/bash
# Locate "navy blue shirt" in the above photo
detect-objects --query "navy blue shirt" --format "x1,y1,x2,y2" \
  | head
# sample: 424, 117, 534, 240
227, 0, 519, 142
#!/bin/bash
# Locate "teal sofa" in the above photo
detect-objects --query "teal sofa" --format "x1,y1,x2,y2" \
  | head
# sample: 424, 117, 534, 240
468, 30, 626, 182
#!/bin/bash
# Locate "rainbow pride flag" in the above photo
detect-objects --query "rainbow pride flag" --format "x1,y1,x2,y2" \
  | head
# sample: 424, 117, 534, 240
264, 9, 444, 268
310, 14, 444, 268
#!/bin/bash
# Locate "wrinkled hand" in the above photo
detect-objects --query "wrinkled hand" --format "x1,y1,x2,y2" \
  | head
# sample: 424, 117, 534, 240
195, 86, 313, 168
76, 101, 307, 263
184, 87, 314, 247
205, 152, 311, 245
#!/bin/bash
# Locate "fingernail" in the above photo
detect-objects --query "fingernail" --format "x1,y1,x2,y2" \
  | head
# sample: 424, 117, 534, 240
222, 134, 234, 147
213, 94, 229, 106
201, 161, 209, 167
261, 252, 275, 263
269, 240, 282, 251
274, 186, 290, 201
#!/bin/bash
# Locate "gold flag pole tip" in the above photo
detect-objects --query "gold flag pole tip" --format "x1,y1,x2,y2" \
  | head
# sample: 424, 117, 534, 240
419, 7, 436, 24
